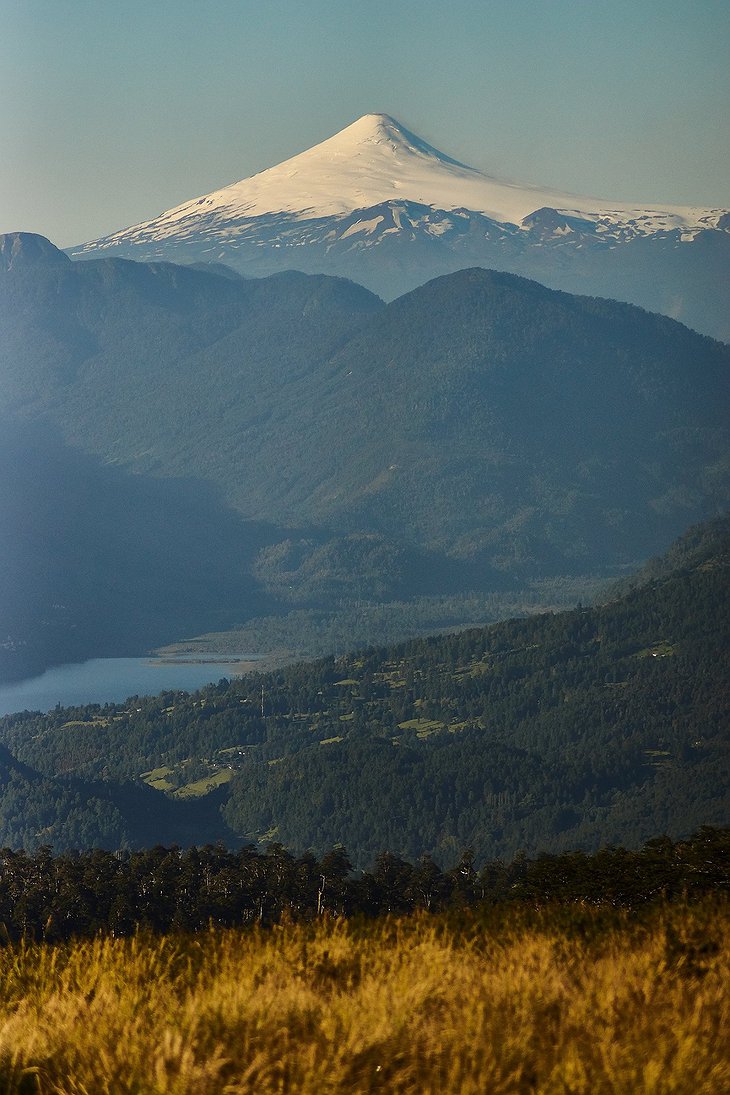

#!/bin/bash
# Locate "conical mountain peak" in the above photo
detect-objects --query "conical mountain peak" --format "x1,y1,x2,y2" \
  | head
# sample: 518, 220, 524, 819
332, 113, 404, 141
75, 113, 727, 280
312, 113, 471, 169
95, 112, 525, 231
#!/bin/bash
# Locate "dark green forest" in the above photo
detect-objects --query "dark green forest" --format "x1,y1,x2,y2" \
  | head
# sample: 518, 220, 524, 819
0, 828, 727, 941
1, 516, 727, 863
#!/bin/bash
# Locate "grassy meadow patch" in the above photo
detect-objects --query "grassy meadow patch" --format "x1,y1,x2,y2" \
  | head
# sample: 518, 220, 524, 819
1, 900, 728, 1094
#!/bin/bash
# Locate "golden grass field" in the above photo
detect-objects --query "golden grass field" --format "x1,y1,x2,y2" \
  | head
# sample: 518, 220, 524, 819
0, 901, 728, 1094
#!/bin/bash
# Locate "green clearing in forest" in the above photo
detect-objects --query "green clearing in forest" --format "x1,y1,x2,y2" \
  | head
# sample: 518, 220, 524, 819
172, 769, 234, 798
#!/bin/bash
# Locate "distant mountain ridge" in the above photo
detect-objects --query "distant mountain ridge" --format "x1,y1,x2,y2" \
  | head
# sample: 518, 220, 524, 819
1, 234, 728, 677
4, 238, 728, 559
69, 114, 730, 340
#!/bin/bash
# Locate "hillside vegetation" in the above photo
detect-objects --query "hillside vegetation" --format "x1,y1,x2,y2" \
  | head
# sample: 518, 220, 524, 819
0, 516, 726, 860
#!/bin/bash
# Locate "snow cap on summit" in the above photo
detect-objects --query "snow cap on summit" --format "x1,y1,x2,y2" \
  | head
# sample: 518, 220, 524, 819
77, 113, 727, 253
311, 113, 472, 169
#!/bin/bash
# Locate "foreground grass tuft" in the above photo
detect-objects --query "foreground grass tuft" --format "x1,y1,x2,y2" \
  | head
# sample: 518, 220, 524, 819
1, 901, 728, 1094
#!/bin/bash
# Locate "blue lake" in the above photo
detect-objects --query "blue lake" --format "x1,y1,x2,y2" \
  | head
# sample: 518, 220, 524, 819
0, 655, 262, 716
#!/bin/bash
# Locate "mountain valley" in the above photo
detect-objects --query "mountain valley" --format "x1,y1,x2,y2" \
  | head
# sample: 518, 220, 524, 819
1, 232, 728, 682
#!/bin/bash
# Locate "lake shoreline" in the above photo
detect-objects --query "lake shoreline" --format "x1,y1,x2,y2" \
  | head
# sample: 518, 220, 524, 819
151, 644, 301, 676
0, 649, 300, 718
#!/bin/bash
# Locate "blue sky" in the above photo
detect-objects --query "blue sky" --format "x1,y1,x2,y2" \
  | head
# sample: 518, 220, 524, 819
2, 0, 728, 246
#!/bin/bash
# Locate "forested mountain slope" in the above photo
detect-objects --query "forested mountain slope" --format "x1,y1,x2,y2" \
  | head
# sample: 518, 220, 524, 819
1, 518, 726, 862
2, 236, 728, 578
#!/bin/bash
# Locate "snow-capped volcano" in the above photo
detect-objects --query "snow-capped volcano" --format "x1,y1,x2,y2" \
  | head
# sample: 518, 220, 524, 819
70, 113, 730, 341
77, 113, 723, 243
